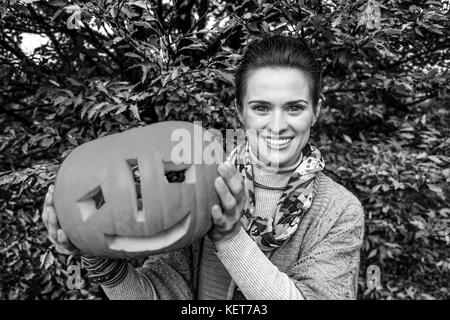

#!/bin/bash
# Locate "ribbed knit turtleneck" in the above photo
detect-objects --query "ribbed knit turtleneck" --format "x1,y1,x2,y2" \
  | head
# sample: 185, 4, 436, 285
248, 147, 303, 220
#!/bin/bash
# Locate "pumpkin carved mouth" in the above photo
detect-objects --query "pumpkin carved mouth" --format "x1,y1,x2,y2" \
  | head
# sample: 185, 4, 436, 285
104, 212, 192, 252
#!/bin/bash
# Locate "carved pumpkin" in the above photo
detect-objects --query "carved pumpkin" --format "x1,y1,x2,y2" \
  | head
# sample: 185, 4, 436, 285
53, 121, 220, 258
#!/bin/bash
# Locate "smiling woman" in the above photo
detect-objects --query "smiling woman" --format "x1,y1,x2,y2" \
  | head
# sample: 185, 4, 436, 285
42, 35, 364, 300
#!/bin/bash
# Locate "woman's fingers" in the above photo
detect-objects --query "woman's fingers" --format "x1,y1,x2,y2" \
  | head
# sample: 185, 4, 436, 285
57, 229, 74, 248
215, 177, 237, 212
41, 185, 80, 255
45, 185, 54, 205
211, 204, 225, 226
52, 240, 79, 255
209, 165, 245, 244
47, 229, 79, 255
217, 162, 245, 203
46, 205, 60, 242
211, 204, 236, 233
42, 185, 55, 228
42, 205, 48, 228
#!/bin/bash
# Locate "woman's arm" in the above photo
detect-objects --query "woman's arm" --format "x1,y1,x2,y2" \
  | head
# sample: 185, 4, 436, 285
83, 258, 159, 300
208, 161, 302, 299
215, 227, 304, 300
83, 242, 199, 300
42, 183, 199, 300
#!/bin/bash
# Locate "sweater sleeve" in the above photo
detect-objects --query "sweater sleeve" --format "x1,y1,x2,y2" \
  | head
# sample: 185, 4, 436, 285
100, 241, 200, 300
216, 228, 304, 300
101, 263, 158, 300
288, 202, 365, 300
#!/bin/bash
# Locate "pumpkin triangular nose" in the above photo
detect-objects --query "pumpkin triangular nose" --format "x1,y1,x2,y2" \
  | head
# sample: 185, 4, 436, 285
76, 186, 105, 222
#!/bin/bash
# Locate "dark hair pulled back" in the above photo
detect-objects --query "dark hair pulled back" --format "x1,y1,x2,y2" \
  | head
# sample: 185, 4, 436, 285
234, 35, 322, 111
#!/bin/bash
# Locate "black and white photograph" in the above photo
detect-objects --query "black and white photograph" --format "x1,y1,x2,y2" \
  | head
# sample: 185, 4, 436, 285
0, 0, 449, 305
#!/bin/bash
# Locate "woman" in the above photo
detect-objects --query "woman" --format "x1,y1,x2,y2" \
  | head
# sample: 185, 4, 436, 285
42, 35, 364, 300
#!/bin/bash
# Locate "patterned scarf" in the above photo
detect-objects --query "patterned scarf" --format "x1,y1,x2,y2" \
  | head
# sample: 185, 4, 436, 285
227, 141, 325, 251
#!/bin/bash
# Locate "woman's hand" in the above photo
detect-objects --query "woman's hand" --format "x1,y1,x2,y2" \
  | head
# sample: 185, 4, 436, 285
41, 185, 80, 255
208, 161, 246, 248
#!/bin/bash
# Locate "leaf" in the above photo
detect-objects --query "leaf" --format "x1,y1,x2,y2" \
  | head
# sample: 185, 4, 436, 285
21, 143, 28, 155
443, 168, 450, 179
67, 11, 82, 30
428, 184, 446, 200
124, 52, 142, 59
40, 137, 55, 148
49, 80, 60, 87
66, 77, 82, 87
367, 248, 378, 259
331, 15, 342, 29
39, 251, 55, 270
216, 70, 234, 84
170, 67, 179, 81
87, 102, 109, 120
129, 104, 141, 120
179, 43, 206, 51
400, 133, 414, 140
343, 134, 352, 144
371, 184, 381, 194
64, 4, 81, 11
0, 174, 15, 186
428, 155, 443, 164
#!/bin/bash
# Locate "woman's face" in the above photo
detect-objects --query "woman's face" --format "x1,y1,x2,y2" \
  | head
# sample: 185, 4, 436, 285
240, 67, 319, 167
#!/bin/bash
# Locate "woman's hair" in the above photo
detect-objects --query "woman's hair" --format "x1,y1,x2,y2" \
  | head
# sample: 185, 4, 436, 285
234, 35, 322, 111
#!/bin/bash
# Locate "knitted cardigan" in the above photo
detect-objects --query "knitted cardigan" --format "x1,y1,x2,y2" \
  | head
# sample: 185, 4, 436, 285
100, 172, 364, 300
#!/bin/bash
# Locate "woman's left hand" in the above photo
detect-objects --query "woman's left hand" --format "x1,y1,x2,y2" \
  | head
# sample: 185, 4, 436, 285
208, 161, 246, 247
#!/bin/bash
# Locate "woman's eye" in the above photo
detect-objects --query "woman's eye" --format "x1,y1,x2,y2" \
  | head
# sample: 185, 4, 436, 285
252, 105, 269, 112
287, 105, 304, 113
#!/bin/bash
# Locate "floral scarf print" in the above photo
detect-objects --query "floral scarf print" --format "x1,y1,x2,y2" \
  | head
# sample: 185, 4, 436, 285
227, 141, 325, 252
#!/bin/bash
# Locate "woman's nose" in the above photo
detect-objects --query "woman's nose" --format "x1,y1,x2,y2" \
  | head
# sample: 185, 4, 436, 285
268, 110, 288, 134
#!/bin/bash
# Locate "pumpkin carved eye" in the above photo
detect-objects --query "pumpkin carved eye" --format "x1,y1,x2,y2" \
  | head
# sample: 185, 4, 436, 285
163, 161, 196, 184
127, 159, 144, 216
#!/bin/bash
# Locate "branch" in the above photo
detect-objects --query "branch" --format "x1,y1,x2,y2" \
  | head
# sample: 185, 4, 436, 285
385, 43, 450, 70
403, 94, 435, 107
324, 87, 368, 94
27, 5, 72, 66
83, 23, 123, 67
0, 36, 29, 62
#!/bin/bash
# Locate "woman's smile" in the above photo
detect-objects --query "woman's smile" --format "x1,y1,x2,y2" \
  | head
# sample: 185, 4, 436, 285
263, 135, 294, 149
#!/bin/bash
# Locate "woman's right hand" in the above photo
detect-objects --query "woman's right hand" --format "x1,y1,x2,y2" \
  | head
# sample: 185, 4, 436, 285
41, 185, 81, 255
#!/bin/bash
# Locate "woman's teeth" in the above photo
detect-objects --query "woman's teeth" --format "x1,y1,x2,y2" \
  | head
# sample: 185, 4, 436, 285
265, 137, 292, 147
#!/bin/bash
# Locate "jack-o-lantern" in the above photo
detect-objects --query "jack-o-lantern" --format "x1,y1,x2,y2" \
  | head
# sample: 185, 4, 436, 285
53, 121, 220, 258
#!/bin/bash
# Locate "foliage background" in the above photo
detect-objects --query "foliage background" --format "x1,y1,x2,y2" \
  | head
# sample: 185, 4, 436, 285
0, 0, 449, 300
